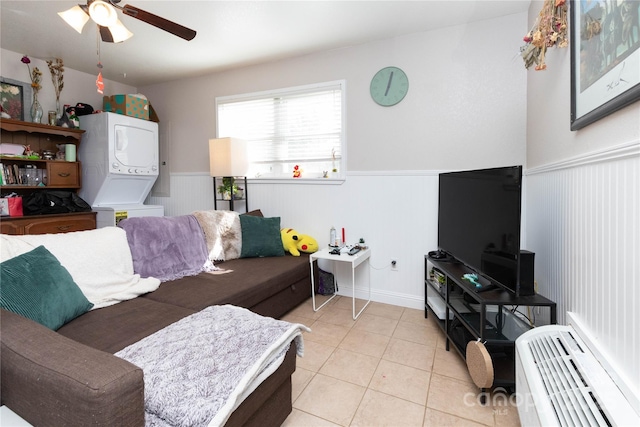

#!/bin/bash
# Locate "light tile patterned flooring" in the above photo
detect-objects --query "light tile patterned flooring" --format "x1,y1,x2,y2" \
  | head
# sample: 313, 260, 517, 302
280, 296, 521, 427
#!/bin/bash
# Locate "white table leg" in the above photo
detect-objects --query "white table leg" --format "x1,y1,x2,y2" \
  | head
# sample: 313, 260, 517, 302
311, 259, 337, 312
352, 257, 371, 319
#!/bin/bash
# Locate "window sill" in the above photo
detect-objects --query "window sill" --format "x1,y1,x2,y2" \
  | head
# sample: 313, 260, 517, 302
249, 177, 345, 185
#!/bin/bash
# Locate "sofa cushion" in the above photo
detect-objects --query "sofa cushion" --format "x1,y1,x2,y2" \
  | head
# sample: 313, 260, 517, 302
57, 298, 197, 354
0, 228, 160, 309
142, 255, 310, 313
0, 246, 93, 330
240, 215, 284, 258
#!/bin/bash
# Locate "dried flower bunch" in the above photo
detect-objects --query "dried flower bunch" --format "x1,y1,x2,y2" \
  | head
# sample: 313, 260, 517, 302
520, 0, 569, 70
21, 55, 42, 94
46, 58, 65, 102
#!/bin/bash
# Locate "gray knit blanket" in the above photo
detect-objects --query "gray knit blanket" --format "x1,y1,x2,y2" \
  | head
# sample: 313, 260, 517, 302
115, 305, 309, 427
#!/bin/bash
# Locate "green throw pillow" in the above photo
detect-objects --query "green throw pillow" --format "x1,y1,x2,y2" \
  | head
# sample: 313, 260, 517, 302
0, 245, 93, 330
240, 215, 285, 258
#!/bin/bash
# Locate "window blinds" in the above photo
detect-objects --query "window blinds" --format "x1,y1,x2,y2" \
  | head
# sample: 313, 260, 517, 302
217, 81, 343, 178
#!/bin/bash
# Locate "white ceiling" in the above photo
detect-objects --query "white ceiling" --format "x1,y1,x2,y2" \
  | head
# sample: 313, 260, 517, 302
1, 1, 530, 87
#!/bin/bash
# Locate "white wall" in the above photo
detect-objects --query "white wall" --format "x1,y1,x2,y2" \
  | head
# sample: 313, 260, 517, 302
143, 12, 528, 309
1, 49, 137, 116
524, 0, 640, 411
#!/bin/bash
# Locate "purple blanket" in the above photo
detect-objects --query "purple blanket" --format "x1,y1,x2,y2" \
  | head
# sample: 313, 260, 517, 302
119, 215, 211, 282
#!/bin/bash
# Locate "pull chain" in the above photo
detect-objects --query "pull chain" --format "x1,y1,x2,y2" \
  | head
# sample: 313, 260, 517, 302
96, 27, 104, 94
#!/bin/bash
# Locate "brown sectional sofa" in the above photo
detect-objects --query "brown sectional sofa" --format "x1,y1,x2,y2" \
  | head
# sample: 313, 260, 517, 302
0, 213, 313, 426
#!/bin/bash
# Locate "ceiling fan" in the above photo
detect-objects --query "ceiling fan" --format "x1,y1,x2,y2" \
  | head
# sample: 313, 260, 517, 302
58, 0, 197, 43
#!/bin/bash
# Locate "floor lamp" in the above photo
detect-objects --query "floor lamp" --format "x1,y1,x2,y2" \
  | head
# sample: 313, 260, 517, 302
209, 137, 249, 212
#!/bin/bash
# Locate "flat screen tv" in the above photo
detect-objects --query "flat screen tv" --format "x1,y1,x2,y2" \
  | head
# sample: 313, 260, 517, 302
437, 165, 525, 295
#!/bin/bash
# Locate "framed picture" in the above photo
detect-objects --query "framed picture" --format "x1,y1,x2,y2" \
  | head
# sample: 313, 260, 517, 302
570, 0, 640, 131
0, 77, 32, 121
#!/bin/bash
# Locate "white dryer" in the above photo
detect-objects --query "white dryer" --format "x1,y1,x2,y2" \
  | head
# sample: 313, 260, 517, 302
78, 112, 164, 226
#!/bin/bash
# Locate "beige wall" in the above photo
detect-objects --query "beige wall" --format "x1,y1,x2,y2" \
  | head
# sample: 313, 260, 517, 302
140, 12, 528, 175
1, 49, 137, 115
525, 1, 640, 167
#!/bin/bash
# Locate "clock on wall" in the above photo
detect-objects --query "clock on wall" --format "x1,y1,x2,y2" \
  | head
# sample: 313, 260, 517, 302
370, 66, 409, 106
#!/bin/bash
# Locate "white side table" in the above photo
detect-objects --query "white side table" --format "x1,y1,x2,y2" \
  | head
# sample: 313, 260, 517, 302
309, 247, 371, 319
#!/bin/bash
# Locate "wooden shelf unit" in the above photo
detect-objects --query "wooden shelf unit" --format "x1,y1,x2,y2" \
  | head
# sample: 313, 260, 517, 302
1, 119, 95, 234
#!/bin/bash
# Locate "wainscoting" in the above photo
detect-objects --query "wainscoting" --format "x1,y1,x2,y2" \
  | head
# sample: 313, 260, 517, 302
148, 171, 441, 310
525, 139, 640, 406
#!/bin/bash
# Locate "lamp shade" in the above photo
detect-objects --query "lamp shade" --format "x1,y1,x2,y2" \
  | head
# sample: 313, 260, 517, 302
108, 19, 134, 43
89, 0, 118, 27
209, 138, 249, 177
58, 5, 90, 33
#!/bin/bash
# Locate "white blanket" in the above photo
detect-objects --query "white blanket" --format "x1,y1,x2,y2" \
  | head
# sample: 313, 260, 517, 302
115, 305, 309, 427
0, 227, 160, 309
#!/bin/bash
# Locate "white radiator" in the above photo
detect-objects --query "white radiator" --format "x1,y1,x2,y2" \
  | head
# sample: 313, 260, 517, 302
515, 325, 639, 427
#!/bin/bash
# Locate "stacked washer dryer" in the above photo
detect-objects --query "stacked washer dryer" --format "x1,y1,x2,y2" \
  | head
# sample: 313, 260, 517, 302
78, 112, 164, 228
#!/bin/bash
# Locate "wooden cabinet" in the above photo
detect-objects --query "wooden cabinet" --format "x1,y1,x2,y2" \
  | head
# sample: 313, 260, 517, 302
47, 161, 80, 187
1, 119, 95, 235
0, 212, 97, 235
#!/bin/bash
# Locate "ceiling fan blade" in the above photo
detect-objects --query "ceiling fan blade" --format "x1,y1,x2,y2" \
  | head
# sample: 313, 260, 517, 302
99, 25, 114, 43
121, 4, 196, 40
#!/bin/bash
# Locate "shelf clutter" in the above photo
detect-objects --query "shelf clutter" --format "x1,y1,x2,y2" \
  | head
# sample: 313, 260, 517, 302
1, 118, 95, 235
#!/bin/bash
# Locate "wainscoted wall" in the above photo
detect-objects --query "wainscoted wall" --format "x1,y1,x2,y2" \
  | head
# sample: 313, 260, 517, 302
148, 172, 441, 310
525, 140, 640, 405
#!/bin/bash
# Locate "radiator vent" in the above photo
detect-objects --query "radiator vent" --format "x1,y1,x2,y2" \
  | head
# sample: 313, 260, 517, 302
516, 325, 639, 427
526, 331, 611, 426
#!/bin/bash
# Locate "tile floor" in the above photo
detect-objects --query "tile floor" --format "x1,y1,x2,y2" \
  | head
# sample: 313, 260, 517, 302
280, 296, 521, 427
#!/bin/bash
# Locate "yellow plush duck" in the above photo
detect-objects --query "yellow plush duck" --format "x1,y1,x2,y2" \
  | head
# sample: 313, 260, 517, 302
281, 228, 319, 256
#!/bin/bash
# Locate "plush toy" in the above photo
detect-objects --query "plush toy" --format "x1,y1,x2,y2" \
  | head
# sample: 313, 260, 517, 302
281, 228, 319, 256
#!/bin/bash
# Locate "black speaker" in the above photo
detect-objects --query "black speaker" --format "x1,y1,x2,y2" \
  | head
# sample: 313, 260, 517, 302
518, 250, 535, 296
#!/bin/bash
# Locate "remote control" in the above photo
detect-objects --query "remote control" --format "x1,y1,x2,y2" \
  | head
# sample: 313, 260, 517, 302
347, 247, 361, 256
329, 248, 341, 255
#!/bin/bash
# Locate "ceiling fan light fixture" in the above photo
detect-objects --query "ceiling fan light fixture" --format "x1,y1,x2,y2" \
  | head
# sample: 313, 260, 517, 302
58, 5, 90, 33
108, 19, 134, 43
89, 1, 118, 27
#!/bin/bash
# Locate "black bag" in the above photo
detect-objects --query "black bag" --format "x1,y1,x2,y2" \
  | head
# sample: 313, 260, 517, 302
318, 268, 337, 295
68, 103, 94, 116
23, 191, 91, 215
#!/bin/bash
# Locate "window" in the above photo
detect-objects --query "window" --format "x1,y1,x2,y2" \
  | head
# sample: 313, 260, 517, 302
216, 80, 345, 180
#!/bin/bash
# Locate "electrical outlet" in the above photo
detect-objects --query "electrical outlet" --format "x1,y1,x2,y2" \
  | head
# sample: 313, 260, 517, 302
391, 259, 398, 271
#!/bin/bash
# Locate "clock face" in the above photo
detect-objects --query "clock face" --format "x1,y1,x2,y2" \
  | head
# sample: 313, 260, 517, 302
370, 66, 409, 106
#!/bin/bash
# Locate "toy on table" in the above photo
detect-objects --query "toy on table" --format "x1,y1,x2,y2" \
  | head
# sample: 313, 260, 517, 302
281, 228, 318, 256
462, 273, 482, 288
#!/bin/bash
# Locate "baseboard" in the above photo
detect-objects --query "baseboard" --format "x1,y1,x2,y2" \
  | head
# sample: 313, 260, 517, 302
336, 286, 424, 310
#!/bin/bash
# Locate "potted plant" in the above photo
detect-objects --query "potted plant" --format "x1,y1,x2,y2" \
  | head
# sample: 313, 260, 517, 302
217, 177, 238, 200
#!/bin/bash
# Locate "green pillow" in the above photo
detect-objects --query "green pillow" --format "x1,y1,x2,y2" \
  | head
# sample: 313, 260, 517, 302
240, 215, 285, 258
0, 245, 93, 330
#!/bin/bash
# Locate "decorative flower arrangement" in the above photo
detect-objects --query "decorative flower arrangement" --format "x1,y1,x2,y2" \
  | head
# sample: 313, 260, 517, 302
46, 58, 65, 109
520, 0, 568, 70
21, 55, 42, 94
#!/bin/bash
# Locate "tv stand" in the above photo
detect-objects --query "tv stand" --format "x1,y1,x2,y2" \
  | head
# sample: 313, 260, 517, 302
424, 255, 556, 395
474, 283, 498, 293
